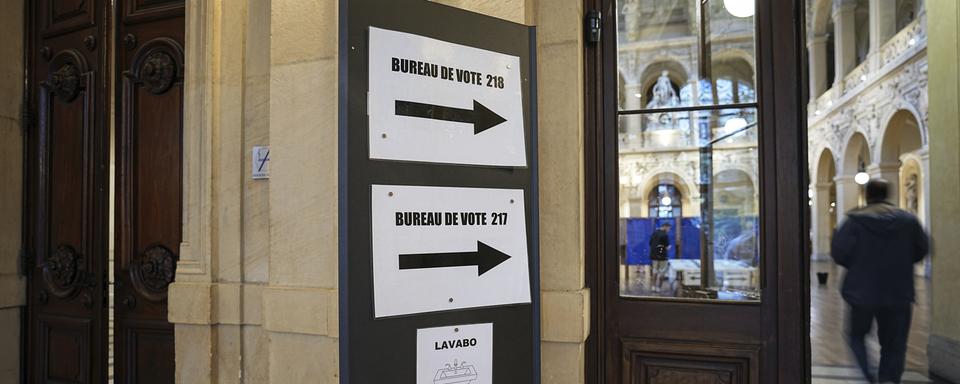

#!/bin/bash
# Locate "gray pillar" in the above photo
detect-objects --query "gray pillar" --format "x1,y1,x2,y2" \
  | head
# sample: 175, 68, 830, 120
869, 0, 897, 53
833, 0, 858, 84
811, 182, 834, 260
834, 175, 861, 219
807, 35, 829, 98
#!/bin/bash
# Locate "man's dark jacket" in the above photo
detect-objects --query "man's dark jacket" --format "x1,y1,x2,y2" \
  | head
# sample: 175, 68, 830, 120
649, 229, 669, 261
831, 202, 929, 307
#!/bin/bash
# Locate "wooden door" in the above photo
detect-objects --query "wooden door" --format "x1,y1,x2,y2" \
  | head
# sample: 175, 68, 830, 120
25, 0, 110, 382
113, 1, 184, 383
585, 0, 809, 383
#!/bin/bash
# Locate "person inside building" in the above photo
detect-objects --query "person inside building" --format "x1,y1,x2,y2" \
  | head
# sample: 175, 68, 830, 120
648, 221, 672, 293
831, 179, 929, 383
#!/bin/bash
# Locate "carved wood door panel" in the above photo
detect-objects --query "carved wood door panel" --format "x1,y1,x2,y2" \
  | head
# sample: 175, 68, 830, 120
114, 1, 184, 383
25, 0, 110, 382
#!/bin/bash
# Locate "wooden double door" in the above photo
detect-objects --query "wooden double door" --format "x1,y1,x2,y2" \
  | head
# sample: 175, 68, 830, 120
24, 0, 184, 382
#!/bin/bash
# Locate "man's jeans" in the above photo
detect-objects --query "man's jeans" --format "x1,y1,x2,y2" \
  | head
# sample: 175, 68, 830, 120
846, 304, 913, 383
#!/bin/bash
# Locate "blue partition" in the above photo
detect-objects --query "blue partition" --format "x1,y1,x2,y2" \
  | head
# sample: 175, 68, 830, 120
625, 217, 702, 265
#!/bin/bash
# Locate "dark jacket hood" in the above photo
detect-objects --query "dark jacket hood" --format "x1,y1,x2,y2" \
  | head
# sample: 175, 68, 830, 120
846, 202, 911, 236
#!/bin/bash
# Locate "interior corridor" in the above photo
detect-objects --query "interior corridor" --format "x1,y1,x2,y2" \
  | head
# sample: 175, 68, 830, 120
810, 260, 939, 383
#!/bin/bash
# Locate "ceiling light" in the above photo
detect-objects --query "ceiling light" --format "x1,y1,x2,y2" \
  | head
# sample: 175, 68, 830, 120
854, 172, 870, 185
660, 196, 673, 206
723, 0, 755, 18
723, 117, 748, 132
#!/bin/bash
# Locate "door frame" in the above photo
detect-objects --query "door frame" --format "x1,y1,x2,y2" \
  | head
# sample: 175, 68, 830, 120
582, 0, 811, 382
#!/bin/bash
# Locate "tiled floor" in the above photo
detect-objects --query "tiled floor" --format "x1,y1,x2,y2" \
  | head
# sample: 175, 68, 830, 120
811, 260, 936, 382
812, 365, 933, 384
812, 365, 932, 383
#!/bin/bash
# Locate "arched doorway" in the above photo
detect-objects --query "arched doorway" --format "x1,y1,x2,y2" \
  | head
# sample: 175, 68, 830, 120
811, 149, 837, 260
839, 132, 871, 214
647, 184, 683, 218
878, 109, 924, 212
879, 109, 928, 277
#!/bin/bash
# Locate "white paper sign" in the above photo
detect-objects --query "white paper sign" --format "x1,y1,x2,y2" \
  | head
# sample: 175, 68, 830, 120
368, 27, 527, 167
371, 184, 531, 318
417, 323, 493, 384
252, 146, 270, 179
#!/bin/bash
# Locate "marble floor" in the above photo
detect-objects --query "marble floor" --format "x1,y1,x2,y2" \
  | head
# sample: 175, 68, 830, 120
811, 260, 939, 382
811, 365, 933, 383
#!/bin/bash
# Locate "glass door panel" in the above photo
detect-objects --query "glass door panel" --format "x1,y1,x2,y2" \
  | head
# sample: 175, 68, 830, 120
616, 0, 760, 301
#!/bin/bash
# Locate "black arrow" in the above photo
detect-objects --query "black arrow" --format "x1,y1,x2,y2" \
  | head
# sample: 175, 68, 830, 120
398, 241, 511, 276
395, 99, 507, 134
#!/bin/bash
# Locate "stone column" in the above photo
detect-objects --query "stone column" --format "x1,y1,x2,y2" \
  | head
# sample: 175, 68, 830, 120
834, 175, 861, 219
811, 182, 835, 259
0, 0, 24, 380
832, 0, 858, 84
869, 0, 897, 53
919, 151, 931, 277
808, 35, 829, 99
927, 0, 960, 381
919, 150, 931, 227
623, 83, 643, 136
867, 162, 901, 204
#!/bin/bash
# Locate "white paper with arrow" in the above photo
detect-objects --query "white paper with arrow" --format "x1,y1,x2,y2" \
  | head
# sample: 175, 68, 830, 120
368, 27, 527, 167
371, 184, 531, 318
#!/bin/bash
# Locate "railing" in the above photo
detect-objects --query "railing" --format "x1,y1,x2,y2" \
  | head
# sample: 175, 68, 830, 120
808, 14, 927, 123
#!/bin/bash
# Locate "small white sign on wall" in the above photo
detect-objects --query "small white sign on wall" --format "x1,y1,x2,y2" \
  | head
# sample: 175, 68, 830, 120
252, 146, 270, 179
417, 323, 493, 384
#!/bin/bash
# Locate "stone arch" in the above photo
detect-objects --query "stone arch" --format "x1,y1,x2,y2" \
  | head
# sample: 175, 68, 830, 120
639, 172, 699, 218
711, 53, 757, 103
714, 162, 759, 194
878, 106, 925, 162
638, 59, 691, 100
712, 49, 757, 81
815, 147, 838, 184
714, 169, 757, 216
841, 131, 871, 175
810, 0, 834, 37
811, 148, 839, 258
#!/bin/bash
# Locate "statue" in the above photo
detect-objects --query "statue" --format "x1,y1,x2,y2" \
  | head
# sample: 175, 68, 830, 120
904, 173, 919, 214
646, 71, 679, 109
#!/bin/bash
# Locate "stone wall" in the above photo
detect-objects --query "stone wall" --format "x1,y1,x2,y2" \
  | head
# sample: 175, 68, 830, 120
168, 0, 590, 383
0, 0, 24, 382
926, 0, 960, 381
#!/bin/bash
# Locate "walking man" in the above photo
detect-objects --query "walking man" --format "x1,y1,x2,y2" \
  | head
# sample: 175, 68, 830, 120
649, 222, 671, 293
832, 179, 929, 383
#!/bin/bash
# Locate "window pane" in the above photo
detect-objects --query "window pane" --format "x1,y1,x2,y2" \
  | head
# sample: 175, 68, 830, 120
618, 108, 760, 301
616, 0, 757, 111
705, 0, 757, 105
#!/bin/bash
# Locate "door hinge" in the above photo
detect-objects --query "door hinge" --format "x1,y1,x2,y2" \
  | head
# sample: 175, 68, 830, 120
585, 9, 602, 44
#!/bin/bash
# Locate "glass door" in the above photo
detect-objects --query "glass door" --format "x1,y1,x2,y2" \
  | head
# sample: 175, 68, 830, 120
588, 0, 809, 382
